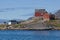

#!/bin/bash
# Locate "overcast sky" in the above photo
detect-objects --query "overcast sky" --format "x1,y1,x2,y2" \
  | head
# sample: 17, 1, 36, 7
0, 0, 60, 20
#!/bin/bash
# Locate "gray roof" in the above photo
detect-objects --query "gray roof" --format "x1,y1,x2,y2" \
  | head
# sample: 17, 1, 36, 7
35, 9, 47, 13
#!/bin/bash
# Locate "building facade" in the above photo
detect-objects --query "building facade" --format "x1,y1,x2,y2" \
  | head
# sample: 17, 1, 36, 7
35, 9, 49, 21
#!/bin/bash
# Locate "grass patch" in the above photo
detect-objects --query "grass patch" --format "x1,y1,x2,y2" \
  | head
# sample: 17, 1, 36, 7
46, 20, 60, 27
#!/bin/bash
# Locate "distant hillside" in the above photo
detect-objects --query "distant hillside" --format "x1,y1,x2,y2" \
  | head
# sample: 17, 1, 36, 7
55, 10, 60, 19
0, 19, 8, 24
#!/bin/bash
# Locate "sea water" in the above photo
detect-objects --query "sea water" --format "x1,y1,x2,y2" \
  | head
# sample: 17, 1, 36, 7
0, 30, 60, 40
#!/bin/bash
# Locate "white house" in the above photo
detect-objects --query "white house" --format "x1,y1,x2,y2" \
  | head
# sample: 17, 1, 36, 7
7, 20, 18, 25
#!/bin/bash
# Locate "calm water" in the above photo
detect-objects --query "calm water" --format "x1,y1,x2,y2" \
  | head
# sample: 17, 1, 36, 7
0, 30, 60, 40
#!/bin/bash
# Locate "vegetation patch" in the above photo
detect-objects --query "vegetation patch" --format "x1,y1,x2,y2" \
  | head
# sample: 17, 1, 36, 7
46, 20, 60, 27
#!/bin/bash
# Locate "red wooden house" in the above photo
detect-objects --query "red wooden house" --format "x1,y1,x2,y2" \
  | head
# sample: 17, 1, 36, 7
35, 9, 49, 21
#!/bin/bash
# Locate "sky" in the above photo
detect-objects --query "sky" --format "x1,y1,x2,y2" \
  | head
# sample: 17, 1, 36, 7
0, 0, 60, 20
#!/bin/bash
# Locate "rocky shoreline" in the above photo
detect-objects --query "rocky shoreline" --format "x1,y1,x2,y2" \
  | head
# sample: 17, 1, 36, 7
0, 20, 59, 30
0, 27, 60, 30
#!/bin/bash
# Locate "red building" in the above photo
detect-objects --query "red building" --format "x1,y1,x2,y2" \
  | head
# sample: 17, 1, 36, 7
35, 9, 49, 21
